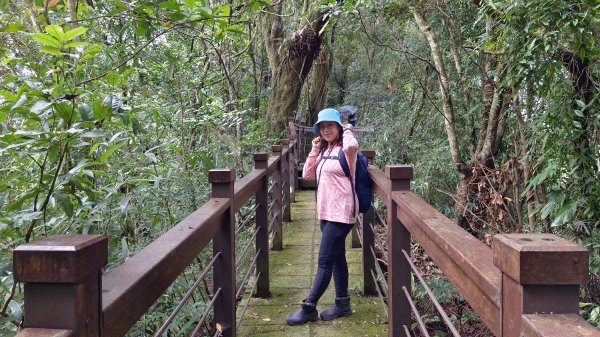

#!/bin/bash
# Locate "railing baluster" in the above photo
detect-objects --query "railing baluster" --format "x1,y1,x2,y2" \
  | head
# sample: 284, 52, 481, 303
209, 169, 236, 337
386, 165, 413, 336
254, 152, 270, 297
271, 145, 283, 251
361, 150, 377, 295
281, 139, 291, 222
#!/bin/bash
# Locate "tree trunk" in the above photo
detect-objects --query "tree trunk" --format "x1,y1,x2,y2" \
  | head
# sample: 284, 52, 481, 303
411, 6, 512, 233
263, 6, 329, 133
68, 0, 79, 28
307, 48, 331, 124
410, 6, 463, 168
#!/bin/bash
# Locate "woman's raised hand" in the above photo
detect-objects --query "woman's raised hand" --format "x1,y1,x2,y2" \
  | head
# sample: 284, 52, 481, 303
311, 137, 321, 150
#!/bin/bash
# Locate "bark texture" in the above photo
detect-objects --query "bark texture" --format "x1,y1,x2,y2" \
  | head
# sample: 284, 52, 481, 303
307, 48, 331, 125
263, 6, 329, 133
411, 6, 510, 233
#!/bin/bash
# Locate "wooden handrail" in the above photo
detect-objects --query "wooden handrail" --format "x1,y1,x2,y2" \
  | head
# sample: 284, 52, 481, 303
234, 168, 265, 211
102, 198, 230, 337
393, 190, 502, 335
14, 136, 298, 337
364, 161, 595, 337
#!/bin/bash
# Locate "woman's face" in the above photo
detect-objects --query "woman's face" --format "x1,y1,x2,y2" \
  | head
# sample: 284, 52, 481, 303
319, 121, 340, 144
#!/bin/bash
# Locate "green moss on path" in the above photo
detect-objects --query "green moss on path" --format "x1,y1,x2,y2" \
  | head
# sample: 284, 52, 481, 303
237, 191, 388, 337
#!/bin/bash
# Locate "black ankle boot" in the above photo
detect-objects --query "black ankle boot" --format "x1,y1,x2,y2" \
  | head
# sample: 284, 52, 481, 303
320, 297, 352, 321
286, 299, 318, 326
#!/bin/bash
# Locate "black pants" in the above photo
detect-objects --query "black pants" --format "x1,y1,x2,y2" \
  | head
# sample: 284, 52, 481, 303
307, 220, 353, 304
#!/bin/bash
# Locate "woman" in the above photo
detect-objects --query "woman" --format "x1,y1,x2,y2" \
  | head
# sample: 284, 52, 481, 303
286, 108, 359, 325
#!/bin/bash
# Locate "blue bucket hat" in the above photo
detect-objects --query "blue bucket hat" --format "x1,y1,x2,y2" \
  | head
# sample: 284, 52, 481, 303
313, 108, 343, 136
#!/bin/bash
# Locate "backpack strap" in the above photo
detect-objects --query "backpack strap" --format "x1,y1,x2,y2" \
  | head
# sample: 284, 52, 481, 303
337, 148, 351, 178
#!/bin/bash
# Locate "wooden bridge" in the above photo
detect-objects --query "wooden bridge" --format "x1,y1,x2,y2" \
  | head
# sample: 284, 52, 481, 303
12, 120, 600, 337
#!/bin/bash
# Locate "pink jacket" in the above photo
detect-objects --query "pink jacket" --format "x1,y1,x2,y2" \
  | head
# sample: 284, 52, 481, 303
302, 129, 359, 224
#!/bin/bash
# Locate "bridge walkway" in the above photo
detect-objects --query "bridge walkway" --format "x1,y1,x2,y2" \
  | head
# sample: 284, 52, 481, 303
237, 190, 388, 337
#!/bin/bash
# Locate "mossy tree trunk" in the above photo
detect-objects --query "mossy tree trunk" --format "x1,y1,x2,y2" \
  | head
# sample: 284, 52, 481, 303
262, 4, 330, 133
307, 48, 331, 125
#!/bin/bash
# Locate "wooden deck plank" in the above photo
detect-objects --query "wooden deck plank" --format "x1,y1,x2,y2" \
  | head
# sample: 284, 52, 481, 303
237, 190, 388, 337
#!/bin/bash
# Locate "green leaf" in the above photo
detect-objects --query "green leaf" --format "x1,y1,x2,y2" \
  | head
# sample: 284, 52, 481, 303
98, 141, 126, 163
105, 71, 120, 86
65, 41, 89, 48
8, 300, 22, 321
5, 24, 26, 32
65, 27, 87, 41
136, 19, 149, 37
109, 0, 128, 15
44, 25, 66, 42
550, 199, 578, 228
119, 195, 130, 213
41, 46, 62, 56
185, 0, 196, 10
68, 160, 89, 175
575, 99, 586, 108
54, 192, 74, 217
160, 1, 181, 10
540, 198, 555, 219
31, 100, 52, 113
79, 103, 93, 121
217, 4, 231, 17
198, 6, 213, 18
225, 24, 246, 35
82, 44, 103, 56
250, 1, 263, 11
81, 131, 105, 138
31, 33, 61, 48
80, 44, 103, 63
11, 95, 27, 111
145, 152, 157, 163
55, 102, 77, 124
89, 142, 101, 155
0, 90, 16, 102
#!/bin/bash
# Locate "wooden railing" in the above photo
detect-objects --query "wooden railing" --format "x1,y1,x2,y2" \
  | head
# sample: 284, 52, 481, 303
361, 164, 598, 336
12, 119, 600, 337
12, 123, 299, 337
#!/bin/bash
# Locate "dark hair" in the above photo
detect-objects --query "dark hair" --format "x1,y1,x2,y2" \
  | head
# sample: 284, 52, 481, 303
319, 125, 343, 154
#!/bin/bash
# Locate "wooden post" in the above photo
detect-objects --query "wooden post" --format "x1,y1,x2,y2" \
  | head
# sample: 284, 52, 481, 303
288, 118, 298, 203
351, 223, 361, 248
288, 136, 297, 203
254, 153, 270, 298
13, 235, 107, 337
210, 169, 236, 337
271, 145, 283, 251
386, 165, 413, 336
362, 150, 376, 296
493, 233, 588, 337
299, 125, 307, 163
281, 139, 291, 222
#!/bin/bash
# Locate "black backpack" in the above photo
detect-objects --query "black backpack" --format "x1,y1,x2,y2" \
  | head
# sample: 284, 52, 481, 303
320, 148, 373, 213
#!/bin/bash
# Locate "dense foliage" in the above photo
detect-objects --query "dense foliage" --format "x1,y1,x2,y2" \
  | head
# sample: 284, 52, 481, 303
1, 0, 598, 335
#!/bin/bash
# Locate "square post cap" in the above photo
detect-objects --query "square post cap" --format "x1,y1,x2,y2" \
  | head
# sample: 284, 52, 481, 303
209, 169, 236, 183
385, 165, 413, 180
493, 233, 588, 285
13, 235, 107, 283
253, 152, 269, 161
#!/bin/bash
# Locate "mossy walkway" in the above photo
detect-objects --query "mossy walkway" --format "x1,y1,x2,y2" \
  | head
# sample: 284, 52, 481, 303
237, 190, 388, 337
